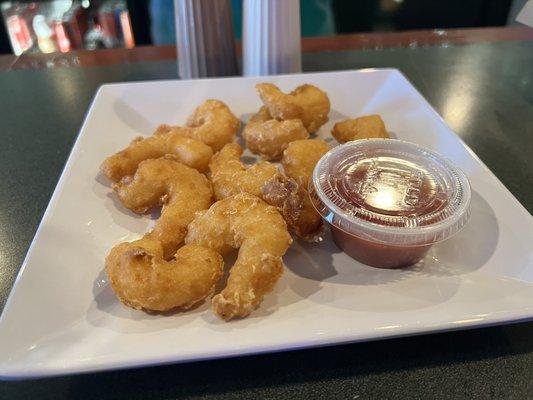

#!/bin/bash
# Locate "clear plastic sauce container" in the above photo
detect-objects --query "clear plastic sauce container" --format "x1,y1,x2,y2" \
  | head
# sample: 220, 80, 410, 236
309, 139, 472, 269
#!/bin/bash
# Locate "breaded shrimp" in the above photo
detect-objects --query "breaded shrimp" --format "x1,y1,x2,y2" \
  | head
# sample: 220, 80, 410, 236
209, 143, 278, 200
106, 157, 220, 311
101, 131, 213, 182
243, 113, 309, 160
248, 105, 272, 123
281, 138, 331, 186
256, 83, 330, 132
185, 193, 292, 320
185, 99, 240, 151
156, 99, 240, 152
262, 173, 323, 240
332, 114, 389, 143
210, 143, 322, 239
113, 156, 213, 258
106, 241, 223, 312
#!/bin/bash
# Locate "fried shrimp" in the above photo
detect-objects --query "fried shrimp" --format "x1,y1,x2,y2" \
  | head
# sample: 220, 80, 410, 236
248, 105, 271, 123
256, 83, 330, 132
106, 241, 223, 312
210, 143, 321, 239
281, 139, 331, 186
209, 143, 278, 200
332, 114, 389, 143
261, 139, 331, 239
262, 173, 323, 240
106, 157, 222, 311
156, 100, 240, 152
101, 131, 213, 182
185, 193, 292, 320
113, 157, 213, 258
243, 111, 309, 160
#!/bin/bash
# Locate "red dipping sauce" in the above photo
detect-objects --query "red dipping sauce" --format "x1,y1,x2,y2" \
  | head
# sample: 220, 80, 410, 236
309, 139, 471, 269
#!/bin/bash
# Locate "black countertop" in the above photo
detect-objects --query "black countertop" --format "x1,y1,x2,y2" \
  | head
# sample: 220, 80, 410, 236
1, 41, 532, 399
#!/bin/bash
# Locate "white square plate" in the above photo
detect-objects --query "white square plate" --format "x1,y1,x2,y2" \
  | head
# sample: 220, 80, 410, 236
1, 69, 532, 379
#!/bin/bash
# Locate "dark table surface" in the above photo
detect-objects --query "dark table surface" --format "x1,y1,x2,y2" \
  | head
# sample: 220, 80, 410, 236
1, 41, 532, 399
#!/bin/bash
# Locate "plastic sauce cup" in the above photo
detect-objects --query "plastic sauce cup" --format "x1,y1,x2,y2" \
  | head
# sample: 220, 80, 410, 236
309, 139, 472, 269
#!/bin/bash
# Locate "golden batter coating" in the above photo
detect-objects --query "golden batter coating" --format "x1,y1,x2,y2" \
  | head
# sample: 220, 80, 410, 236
256, 83, 330, 132
281, 139, 331, 186
209, 143, 321, 239
248, 105, 272, 123
262, 174, 323, 240
156, 99, 240, 152
209, 143, 278, 200
106, 241, 223, 312
243, 114, 309, 160
101, 132, 213, 182
113, 157, 213, 258
185, 193, 292, 320
106, 158, 219, 312
332, 114, 389, 143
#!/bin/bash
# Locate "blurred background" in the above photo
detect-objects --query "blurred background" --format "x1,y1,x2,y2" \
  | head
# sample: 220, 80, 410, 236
0, 0, 527, 55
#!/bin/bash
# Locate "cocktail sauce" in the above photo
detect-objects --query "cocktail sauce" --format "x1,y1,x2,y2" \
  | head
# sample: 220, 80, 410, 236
309, 139, 471, 269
